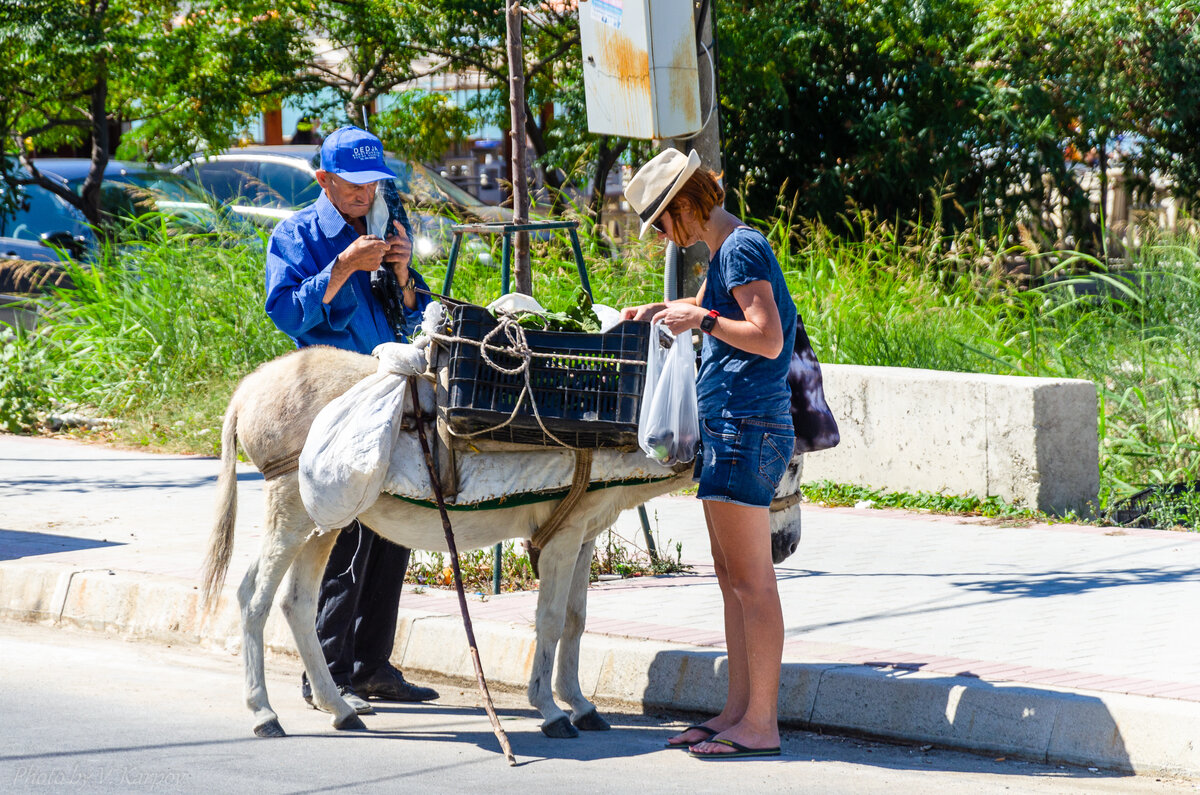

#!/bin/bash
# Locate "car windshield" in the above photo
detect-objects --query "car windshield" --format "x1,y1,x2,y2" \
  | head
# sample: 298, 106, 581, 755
110, 170, 211, 204
384, 157, 485, 209
0, 176, 91, 241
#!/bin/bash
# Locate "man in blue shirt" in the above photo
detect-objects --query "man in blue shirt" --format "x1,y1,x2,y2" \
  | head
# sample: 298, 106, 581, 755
265, 125, 438, 714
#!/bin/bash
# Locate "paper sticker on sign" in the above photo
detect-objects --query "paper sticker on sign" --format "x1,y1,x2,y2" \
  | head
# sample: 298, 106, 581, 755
592, 0, 623, 29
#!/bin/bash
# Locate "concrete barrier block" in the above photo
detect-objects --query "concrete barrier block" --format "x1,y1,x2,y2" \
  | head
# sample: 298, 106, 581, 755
803, 364, 1098, 513
0, 564, 67, 621
803, 366, 990, 497
810, 666, 1061, 759
1050, 690, 1200, 775
399, 614, 538, 691
591, 642, 721, 711
778, 663, 828, 723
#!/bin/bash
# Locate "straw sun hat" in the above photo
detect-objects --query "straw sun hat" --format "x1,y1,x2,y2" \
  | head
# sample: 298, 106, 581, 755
625, 147, 702, 238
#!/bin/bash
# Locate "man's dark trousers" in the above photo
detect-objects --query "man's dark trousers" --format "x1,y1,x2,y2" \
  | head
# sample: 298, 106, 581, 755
315, 520, 410, 686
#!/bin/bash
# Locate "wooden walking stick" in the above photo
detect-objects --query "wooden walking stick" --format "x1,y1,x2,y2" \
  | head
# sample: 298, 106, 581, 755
407, 377, 516, 766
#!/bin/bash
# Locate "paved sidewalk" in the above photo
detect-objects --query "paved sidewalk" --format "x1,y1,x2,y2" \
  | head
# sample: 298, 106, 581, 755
1, 434, 1198, 776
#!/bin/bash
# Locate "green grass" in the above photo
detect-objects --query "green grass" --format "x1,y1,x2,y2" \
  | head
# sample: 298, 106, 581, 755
800, 480, 1053, 522
3, 200, 1198, 529
405, 530, 691, 594
1, 213, 291, 453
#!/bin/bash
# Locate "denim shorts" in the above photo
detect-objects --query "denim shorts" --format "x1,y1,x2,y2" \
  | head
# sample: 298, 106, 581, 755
693, 414, 796, 508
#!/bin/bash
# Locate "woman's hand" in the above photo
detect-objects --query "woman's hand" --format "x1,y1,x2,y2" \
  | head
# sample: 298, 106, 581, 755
651, 303, 705, 335
620, 302, 667, 322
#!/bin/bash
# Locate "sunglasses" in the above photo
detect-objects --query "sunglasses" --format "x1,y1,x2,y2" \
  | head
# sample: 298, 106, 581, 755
650, 217, 666, 234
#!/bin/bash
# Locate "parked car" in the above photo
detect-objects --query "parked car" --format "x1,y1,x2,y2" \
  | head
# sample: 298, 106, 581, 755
172, 145, 511, 264
32, 158, 221, 232
0, 167, 94, 262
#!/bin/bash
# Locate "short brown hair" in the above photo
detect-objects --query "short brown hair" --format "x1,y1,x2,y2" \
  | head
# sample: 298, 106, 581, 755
665, 167, 724, 230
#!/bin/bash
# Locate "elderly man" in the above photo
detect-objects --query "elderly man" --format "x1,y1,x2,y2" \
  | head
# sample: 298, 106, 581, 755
265, 125, 438, 714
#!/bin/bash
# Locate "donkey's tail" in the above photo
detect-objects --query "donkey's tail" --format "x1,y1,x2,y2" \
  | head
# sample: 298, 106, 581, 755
201, 395, 240, 612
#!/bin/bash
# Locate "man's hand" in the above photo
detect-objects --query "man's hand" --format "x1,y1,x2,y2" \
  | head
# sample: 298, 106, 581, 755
322, 234, 389, 304
337, 234, 390, 273
385, 219, 413, 285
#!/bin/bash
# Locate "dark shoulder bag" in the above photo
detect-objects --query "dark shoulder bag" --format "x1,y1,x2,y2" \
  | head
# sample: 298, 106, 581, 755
788, 313, 840, 452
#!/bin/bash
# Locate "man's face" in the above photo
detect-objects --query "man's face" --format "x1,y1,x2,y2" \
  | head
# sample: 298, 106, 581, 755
315, 170, 378, 219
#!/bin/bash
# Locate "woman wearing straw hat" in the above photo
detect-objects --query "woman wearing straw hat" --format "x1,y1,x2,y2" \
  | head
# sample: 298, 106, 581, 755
622, 148, 797, 761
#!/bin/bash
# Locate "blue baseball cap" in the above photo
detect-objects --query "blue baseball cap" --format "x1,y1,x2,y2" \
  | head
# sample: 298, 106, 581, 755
319, 125, 397, 184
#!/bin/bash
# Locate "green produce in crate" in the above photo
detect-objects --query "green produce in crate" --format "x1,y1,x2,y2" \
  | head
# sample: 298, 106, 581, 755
511, 288, 601, 333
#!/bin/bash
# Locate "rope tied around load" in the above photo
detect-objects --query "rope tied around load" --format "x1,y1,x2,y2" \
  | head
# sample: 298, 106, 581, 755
429, 312, 646, 451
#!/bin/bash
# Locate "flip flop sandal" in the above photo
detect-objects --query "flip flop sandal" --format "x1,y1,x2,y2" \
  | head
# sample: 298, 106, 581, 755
664, 724, 718, 749
688, 738, 782, 760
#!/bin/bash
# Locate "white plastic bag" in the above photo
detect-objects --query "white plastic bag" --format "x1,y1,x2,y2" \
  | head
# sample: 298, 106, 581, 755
638, 323, 699, 465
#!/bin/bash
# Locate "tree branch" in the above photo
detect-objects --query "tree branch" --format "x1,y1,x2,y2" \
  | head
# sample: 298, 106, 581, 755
19, 118, 91, 139
525, 34, 579, 83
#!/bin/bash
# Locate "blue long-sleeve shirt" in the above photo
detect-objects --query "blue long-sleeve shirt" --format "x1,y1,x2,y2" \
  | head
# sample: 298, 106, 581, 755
265, 192, 432, 353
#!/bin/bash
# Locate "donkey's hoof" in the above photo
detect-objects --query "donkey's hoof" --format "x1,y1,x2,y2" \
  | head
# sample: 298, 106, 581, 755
541, 715, 580, 739
571, 709, 610, 732
254, 719, 286, 738
333, 712, 368, 732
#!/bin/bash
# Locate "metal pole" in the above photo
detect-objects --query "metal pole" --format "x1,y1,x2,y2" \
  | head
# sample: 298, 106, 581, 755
443, 233, 463, 297
568, 226, 592, 299
637, 505, 659, 562
493, 543, 503, 594
501, 233, 512, 296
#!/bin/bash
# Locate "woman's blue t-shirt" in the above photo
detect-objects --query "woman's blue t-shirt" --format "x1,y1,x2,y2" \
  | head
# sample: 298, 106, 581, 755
696, 226, 796, 420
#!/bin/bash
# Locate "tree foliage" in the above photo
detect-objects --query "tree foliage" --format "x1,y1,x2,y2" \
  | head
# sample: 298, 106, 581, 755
717, 0, 1200, 247
390, 0, 630, 215
0, 0, 306, 228
373, 90, 475, 164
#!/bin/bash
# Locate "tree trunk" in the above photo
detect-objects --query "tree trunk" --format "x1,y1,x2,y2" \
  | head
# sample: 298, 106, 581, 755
588, 136, 628, 227
522, 102, 566, 213
506, 0, 531, 295
72, 68, 111, 230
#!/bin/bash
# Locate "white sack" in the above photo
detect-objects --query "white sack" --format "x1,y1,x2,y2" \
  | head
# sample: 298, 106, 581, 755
299, 342, 431, 530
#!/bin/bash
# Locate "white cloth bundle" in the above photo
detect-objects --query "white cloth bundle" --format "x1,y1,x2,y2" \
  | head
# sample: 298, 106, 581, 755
298, 341, 432, 531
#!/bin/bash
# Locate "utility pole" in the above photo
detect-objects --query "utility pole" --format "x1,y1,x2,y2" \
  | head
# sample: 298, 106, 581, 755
674, 0, 721, 178
664, 0, 721, 300
505, 0, 532, 295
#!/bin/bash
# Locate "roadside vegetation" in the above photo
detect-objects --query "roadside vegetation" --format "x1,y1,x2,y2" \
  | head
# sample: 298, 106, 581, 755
1, 200, 1197, 531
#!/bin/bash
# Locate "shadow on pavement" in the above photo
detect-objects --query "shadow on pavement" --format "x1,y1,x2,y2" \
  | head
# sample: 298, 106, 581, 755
0, 528, 122, 561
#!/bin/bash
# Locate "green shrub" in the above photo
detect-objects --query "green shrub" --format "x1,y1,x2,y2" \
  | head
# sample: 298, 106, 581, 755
0, 326, 51, 433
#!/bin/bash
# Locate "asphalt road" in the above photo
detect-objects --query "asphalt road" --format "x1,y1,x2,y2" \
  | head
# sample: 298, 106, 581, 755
0, 623, 1195, 794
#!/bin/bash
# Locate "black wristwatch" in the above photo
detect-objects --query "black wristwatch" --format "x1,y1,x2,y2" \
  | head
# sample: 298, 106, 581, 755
700, 309, 719, 334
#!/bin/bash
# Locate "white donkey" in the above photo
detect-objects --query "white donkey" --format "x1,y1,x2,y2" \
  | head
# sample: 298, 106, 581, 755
202, 345, 805, 739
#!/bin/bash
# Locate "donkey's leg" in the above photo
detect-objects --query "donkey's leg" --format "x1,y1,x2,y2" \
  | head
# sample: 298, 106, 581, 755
238, 479, 311, 738
238, 535, 305, 737
529, 526, 587, 738
279, 529, 365, 732
554, 537, 609, 731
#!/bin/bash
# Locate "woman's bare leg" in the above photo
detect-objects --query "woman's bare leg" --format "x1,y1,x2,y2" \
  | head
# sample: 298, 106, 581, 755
689, 499, 782, 755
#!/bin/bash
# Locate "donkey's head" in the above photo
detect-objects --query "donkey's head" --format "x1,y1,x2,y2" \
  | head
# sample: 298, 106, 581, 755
769, 452, 805, 564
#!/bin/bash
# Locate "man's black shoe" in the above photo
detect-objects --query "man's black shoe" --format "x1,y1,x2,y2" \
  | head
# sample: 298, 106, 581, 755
301, 678, 375, 715
352, 666, 439, 703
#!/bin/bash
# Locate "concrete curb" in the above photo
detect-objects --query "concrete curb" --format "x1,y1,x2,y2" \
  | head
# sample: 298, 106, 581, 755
2, 561, 1197, 777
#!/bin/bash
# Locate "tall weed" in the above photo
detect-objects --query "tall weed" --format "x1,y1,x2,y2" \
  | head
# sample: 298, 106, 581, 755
6, 201, 1197, 518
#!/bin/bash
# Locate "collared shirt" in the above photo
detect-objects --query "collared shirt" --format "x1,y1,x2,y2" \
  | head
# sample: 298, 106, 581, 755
265, 192, 431, 353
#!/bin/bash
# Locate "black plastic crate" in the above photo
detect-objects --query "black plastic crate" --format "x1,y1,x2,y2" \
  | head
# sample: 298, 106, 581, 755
438, 302, 650, 448
1110, 480, 1200, 529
